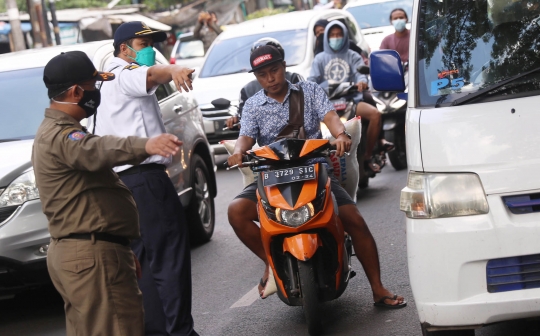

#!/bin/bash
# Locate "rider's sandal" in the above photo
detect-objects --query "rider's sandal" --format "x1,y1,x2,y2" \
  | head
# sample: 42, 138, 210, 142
363, 158, 381, 177
259, 266, 278, 299
374, 295, 407, 309
381, 141, 395, 153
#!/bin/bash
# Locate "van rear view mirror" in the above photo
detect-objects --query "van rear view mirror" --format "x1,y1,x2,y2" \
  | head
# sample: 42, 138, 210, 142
370, 50, 405, 92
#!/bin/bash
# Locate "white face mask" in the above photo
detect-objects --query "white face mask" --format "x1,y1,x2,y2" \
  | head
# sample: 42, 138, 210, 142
392, 19, 407, 32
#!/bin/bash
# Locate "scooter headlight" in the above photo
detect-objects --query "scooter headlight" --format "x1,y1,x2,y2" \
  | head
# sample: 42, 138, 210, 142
276, 203, 315, 227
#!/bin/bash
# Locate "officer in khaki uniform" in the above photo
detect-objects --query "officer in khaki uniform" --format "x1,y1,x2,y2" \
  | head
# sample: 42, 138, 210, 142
32, 51, 183, 336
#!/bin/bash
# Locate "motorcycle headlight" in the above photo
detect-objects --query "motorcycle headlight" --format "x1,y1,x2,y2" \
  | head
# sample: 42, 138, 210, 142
276, 203, 315, 227
400, 172, 489, 219
0, 170, 40, 208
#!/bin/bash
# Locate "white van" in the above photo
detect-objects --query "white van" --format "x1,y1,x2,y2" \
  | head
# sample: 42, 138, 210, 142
370, 0, 540, 335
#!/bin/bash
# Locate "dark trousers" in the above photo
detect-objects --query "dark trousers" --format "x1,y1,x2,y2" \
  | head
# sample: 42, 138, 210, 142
120, 169, 197, 336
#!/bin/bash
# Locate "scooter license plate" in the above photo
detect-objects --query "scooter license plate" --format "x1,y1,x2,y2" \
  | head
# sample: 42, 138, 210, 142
262, 165, 316, 187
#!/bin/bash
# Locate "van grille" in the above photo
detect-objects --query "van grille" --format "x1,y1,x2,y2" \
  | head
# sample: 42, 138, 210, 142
503, 193, 540, 214
487, 254, 540, 293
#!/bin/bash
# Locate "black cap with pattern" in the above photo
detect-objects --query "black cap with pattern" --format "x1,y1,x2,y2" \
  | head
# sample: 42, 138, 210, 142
249, 45, 284, 73
43, 51, 115, 99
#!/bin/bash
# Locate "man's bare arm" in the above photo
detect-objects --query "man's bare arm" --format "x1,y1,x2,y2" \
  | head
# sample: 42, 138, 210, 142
146, 65, 195, 92
227, 136, 256, 167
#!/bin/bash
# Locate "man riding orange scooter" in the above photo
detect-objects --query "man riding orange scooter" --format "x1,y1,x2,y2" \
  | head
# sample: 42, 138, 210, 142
227, 45, 406, 309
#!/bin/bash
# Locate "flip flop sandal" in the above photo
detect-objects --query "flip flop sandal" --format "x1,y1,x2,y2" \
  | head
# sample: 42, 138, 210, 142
381, 142, 395, 153
364, 158, 381, 177
259, 266, 278, 299
374, 295, 407, 309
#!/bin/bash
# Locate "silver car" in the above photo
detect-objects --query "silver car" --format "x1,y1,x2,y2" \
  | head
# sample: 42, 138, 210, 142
0, 41, 217, 297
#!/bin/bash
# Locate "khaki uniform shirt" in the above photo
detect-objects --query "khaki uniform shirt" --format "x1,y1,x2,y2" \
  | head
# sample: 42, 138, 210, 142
32, 108, 149, 239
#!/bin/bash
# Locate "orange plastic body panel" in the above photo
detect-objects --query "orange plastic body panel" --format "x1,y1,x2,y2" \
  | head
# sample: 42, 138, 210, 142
257, 177, 346, 297
283, 234, 322, 261
249, 146, 279, 160
265, 164, 320, 210
299, 139, 329, 157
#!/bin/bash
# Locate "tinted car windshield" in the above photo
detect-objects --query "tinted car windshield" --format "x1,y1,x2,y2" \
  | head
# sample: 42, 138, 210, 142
0, 67, 49, 141
199, 29, 307, 78
418, 0, 540, 107
346, 0, 413, 29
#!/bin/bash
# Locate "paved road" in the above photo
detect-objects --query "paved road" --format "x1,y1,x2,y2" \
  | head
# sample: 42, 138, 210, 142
0, 159, 539, 335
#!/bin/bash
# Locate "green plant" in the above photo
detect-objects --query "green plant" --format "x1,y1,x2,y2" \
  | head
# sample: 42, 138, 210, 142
245, 5, 294, 21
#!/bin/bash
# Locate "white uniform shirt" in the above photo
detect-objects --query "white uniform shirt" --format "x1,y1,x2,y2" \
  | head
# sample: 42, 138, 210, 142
90, 57, 171, 172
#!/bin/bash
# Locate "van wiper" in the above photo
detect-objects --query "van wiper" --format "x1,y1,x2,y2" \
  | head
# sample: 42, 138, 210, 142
452, 66, 540, 106
0, 138, 21, 143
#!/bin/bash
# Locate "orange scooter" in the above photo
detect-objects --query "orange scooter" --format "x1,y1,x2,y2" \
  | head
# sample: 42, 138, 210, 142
238, 138, 355, 335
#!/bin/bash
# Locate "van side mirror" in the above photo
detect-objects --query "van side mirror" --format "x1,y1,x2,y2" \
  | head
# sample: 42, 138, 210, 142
370, 50, 405, 92
211, 98, 231, 110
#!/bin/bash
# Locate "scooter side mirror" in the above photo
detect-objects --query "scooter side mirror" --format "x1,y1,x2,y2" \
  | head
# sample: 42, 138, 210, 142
357, 65, 370, 75
211, 98, 231, 110
370, 50, 405, 92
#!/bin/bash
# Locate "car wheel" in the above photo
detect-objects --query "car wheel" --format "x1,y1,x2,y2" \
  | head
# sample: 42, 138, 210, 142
187, 154, 215, 244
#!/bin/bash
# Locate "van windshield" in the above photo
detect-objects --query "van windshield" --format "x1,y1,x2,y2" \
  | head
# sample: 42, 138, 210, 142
0, 67, 49, 141
417, 0, 540, 107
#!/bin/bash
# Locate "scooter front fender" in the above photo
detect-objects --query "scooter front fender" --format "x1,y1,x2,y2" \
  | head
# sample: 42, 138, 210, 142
283, 233, 322, 261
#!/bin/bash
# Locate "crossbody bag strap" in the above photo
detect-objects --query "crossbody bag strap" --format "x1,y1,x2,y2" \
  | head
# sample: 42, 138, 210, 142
276, 86, 306, 140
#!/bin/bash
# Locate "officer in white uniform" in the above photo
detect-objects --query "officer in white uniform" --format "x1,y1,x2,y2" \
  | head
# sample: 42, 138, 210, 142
91, 21, 198, 336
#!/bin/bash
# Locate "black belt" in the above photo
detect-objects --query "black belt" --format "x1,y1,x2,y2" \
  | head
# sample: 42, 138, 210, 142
117, 163, 166, 176
60, 233, 130, 246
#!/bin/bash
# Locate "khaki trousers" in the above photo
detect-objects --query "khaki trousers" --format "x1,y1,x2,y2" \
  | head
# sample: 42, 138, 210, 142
47, 237, 144, 336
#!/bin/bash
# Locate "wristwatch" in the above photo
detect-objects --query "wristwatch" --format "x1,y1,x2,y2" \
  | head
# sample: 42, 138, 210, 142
337, 130, 352, 139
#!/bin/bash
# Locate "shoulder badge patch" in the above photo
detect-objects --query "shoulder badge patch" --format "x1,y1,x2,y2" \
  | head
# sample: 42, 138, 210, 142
67, 130, 87, 141
124, 64, 140, 70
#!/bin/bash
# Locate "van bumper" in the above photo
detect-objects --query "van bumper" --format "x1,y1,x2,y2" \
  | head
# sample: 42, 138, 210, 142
407, 193, 540, 327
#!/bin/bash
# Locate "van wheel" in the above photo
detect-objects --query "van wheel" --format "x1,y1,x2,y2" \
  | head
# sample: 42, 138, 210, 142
187, 154, 215, 244
421, 324, 475, 336
298, 259, 322, 335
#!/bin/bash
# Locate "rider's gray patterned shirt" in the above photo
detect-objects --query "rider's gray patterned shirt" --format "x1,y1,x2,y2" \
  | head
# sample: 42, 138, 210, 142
239, 81, 335, 146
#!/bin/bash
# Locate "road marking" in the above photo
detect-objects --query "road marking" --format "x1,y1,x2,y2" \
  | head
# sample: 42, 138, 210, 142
230, 285, 259, 308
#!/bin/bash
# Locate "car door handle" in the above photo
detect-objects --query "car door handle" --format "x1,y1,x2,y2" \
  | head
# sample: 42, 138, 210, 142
173, 105, 183, 113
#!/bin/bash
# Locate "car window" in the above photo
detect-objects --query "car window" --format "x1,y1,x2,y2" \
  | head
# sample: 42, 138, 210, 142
176, 40, 205, 59
0, 67, 49, 141
155, 84, 171, 101
199, 29, 308, 78
346, 0, 414, 29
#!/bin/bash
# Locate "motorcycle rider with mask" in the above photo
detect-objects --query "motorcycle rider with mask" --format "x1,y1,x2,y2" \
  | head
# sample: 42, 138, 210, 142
380, 8, 410, 63
225, 38, 304, 130
90, 21, 200, 336
309, 20, 384, 175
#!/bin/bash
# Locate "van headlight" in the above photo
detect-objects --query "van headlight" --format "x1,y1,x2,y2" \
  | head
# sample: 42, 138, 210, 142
0, 170, 40, 208
400, 172, 489, 219
276, 203, 315, 227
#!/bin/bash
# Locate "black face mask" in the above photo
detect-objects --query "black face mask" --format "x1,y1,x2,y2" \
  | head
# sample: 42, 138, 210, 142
77, 87, 101, 118
52, 85, 101, 118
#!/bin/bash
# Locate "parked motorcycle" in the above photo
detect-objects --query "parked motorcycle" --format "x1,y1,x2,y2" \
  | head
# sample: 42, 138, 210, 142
232, 138, 355, 335
363, 64, 409, 170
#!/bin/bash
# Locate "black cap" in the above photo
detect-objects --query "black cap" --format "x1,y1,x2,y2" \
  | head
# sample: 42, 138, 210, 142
249, 45, 284, 73
43, 51, 115, 99
113, 21, 167, 48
